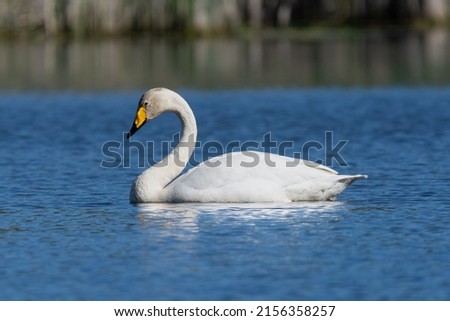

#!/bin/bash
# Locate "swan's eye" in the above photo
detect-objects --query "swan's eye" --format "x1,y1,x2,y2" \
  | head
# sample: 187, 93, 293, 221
144, 101, 149, 107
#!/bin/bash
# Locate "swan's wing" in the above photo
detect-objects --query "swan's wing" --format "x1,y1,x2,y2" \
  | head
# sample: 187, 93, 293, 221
166, 151, 347, 202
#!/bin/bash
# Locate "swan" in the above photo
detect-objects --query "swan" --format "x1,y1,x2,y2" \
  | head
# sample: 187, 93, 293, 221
126, 88, 367, 203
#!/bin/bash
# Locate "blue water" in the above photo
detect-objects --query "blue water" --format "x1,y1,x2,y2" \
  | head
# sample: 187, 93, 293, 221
1, 88, 449, 300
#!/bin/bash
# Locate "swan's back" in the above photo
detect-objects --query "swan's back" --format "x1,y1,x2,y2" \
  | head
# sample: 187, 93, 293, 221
165, 151, 366, 202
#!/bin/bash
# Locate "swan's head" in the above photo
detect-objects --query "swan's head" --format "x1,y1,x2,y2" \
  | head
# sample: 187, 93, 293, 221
127, 88, 175, 139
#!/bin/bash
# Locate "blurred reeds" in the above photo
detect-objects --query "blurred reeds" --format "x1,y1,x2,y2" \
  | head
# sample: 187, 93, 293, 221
0, 0, 449, 37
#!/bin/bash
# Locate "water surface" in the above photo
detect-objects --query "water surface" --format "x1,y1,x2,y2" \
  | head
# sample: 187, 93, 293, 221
0, 88, 449, 300
1, 29, 450, 91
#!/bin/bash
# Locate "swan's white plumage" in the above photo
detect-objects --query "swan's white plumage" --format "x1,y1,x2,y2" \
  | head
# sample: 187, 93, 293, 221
127, 88, 367, 203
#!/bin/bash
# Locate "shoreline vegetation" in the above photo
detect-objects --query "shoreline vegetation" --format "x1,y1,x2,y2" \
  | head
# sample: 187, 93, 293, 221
1, 0, 449, 39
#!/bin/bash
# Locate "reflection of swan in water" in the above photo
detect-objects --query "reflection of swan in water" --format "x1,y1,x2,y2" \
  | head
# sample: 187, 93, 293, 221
137, 204, 201, 240
137, 202, 343, 217
136, 202, 344, 239
127, 88, 367, 203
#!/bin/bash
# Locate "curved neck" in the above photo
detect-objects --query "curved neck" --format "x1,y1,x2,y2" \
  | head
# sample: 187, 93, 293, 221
162, 106, 197, 186
130, 90, 197, 203
146, 98, 197, 191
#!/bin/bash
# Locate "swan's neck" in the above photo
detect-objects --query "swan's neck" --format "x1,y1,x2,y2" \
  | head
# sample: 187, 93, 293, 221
161, 106, 197, 185
131, 98, 197, 202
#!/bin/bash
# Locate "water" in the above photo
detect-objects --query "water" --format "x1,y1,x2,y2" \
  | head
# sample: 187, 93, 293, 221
1, 29, 450, 91
0, 88, 449, 300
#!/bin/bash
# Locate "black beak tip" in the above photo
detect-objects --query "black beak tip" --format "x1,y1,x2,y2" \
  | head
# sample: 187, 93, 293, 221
127, 123, 138, 139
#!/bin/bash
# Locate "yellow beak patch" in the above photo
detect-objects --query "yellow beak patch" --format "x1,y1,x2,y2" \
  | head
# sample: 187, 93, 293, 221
134, 106, 147, 129
127, 105, 148, 139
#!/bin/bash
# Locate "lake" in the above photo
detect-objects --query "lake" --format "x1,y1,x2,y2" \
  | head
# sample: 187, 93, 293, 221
1, 28, 450, 91
1, 87, 449, 300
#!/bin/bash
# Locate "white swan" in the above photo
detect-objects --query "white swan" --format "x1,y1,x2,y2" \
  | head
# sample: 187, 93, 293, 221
126, 88, 367, 203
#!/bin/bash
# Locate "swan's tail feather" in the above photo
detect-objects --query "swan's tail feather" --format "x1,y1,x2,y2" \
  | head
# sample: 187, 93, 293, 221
337, 174, 368, 185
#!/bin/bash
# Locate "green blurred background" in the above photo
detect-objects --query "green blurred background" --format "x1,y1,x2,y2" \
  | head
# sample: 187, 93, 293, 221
1, 0, 450, 90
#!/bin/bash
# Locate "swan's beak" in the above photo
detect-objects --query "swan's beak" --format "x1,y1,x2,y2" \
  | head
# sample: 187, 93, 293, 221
127, 106, 147, 139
